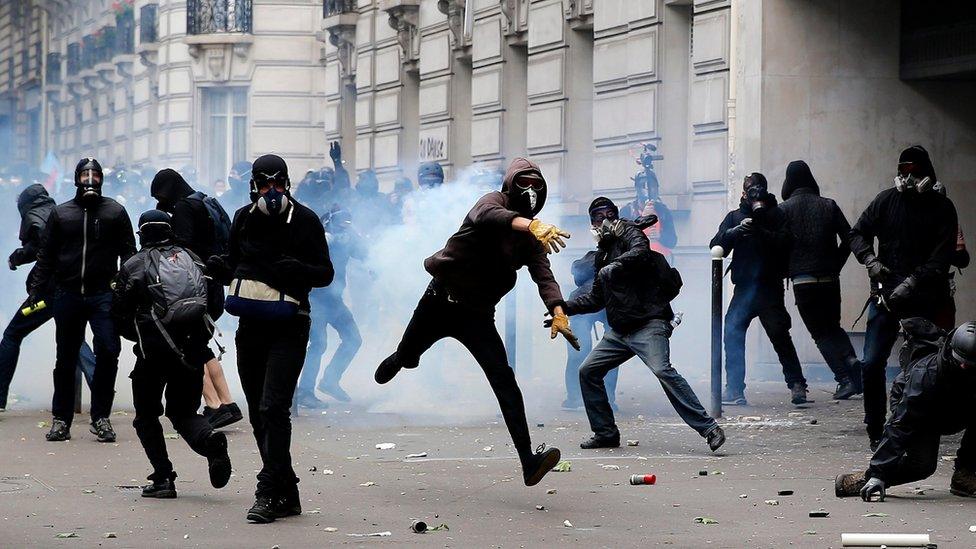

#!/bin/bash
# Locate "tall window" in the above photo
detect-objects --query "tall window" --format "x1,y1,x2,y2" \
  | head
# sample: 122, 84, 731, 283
202, 87, 247, 189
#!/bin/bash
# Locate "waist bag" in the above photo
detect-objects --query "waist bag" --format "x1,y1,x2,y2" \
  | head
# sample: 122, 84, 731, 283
224, 278, 299, 319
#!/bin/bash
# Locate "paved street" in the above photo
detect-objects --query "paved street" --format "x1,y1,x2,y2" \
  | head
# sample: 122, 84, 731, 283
0, 381, 973, 548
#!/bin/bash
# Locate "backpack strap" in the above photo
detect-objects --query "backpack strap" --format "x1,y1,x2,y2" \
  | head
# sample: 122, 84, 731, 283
149, 308, 194, 369
204, 314, 226, 360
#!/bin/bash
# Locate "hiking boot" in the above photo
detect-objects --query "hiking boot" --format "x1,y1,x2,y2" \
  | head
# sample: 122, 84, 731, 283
580, 434, 621, 449
247, 496, 277, 524
790, 382, 810, 405
706, 425, 726, 452
833, 378, 858, 400
560, 398, 582, 411
275, 486, 302, 518
950, 467, 976, 498
45, 418, 71, 442
142, 477, 177, 499
209, 403, 243, 429
721, 389, 748, 406
90, 418, 116, 443
522, 444, 562, 487
319, 382, 351, 403
206, 431, 232, 489
294, 390, 328, 410
835, 472, 867, 498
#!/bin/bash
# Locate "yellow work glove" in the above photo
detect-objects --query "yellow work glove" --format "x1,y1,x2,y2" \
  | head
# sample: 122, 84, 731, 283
528, 219, 570, 254
544, 312, 580, 351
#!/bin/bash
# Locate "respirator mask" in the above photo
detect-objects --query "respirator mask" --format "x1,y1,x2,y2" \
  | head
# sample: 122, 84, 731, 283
894, 170, 934, 193
252, 171, 291, 216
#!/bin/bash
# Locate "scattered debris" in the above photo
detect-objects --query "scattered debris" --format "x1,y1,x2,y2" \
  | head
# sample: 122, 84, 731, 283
738, 494, 748, 499
970, 525, 976, 533
103, 532, 117, 539
552, 461, 572, 472
861, 512, 889, 518
428, 524, 449, 532
809, 419, 819, 425
308, 466, 317, 472
183, 534, 189, 540
777, 490, 794, 496
359, 481, 376, 487
803, 530, 816, 535
711, 471, 725, 475
602, 464, 620, 471
410, 520, 427, 533
375, 443, 396, 450
742, 416, 763, 422
306, 509, 321, 515
546, 489, 557, 495
694, 517, 719, 525
82, 489, 94, 494
563, 520, 573, 528
323, 527, 338, 533
535, 505, 546, 511
840, 533, 930, 546
627, 440, 639, 447
483, 446, 493, 452
346, 532, 392, 538
405, 452, 428, 459
809, 510, 829, 518
536, 423, 545, 428
36, 421, 48, 429
55, 533, 78, 538
630, 474, 656, 485
164, 433, 179, 440
322, 469, 334, 475
698, 470, 709, 476
764, 500, 779, 506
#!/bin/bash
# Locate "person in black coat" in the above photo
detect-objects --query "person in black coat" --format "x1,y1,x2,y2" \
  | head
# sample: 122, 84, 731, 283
779, 160, 862, 400
112, 210, 232, 499
834, 318, 976, 501
849, 145, 958, 449
0, 185, 96, 409
151, 168, 243, 430
32, 158, 136, 443
206, 154, 334, 524
565, 197, 725, 451
709, 173, 807, 406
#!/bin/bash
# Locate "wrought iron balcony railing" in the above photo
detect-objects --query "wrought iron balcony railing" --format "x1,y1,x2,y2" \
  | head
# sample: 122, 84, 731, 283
47, 52, 62, 85
140, 4, 158, 44
187, 0, 253, 34
115, 10, 135, 55
66, 42, 80, 76
97, 26, 116, 64
82, 35, 97, 69
324, 0, 357, 18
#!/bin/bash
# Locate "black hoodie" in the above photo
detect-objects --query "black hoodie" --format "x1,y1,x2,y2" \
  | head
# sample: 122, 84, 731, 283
12, 184, 56, 292
151, 168, 215, 260
778, 160, 852, 278
709, 190, 792, 286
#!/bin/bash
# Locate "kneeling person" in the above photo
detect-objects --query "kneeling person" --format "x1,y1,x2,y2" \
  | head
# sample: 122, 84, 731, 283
112, 210, 232, 498
835, 318, 976, 501
564, 198, 725, 452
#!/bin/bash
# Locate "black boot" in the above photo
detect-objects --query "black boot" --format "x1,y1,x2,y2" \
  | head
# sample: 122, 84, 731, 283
706, 425, 726, 452
275, 485, 302, 518
206, 431, 232, 489
142, 475, 177, 499
580, 434, 621, 449
522, 444, 562, 487
832, 378, 858, 400
790, 382, 810, 405
247, 496, 277, 524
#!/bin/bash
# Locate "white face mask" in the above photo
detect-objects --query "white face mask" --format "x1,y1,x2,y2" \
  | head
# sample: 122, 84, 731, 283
521, 186, 537, 211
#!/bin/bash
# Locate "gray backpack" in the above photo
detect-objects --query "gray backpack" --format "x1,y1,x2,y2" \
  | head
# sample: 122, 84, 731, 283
145, 247, 210, 366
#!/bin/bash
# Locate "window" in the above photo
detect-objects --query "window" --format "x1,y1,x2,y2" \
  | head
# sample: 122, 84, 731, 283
202, 87, 247, 189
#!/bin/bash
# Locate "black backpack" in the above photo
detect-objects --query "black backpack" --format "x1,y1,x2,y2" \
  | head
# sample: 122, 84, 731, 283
188, 191, 232, 255
145, 247, 210, 367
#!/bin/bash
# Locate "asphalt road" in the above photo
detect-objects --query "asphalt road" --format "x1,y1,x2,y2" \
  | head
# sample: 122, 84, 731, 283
0, 381, 973, 548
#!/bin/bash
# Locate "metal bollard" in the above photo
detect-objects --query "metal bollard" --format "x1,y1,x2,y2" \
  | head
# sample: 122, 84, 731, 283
710, 246, 724, 419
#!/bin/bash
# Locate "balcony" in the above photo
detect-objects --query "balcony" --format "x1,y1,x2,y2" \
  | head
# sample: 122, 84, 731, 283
187, 0, 253, 34
324, 0, 357, 18
114, 9, 138, 77
321, 0, 358, 86
94, 26, 119, 84
137, 4, 159, 67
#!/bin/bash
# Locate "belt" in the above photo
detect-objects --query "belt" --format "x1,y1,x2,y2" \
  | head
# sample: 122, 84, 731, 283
791, 275, 838, 286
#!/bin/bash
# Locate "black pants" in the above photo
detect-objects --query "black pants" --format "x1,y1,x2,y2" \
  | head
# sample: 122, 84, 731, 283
724, 284, 805, 395
52, 291, 121, 425
393, 283, 534, 464
236, 314, 311, 498
867, 426, 976, 487
792, 280, 859, 383
131, 351, 214, 481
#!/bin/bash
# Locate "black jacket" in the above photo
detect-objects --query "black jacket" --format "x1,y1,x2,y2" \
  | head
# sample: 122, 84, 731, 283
849, 188, 956, 302
217, 200, 334, 310
12, 184, 56, 293
709, 194, 792, 286
32, 196, 136, 296
867, 318, 976, 482
565, 222, 675, 334
151, 169, 216, 260
779, 187, 851, 278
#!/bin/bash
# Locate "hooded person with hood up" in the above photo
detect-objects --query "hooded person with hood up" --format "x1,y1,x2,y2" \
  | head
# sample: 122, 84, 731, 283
565, 197, 726, 452
779, 160, 862, 400
350, 169, 392, 234
849, 145, 958, 450
0, 185, 96, 410
150, 168, 243, 430
373, 157, 578, 488
32, 157, 136, 443
709, 172, 808, 406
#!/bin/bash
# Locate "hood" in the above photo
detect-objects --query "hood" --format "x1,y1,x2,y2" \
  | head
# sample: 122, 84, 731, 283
899, 145, 937, 181
17, 183, 54, 217
357, 169, 379, 195
781, 160, 820, 200
501, 157, 547, 217
150, 168, 194, 209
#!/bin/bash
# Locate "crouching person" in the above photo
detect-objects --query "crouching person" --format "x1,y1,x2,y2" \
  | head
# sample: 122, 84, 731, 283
561, 198, 725, 452
112, 210, 232, 498
835, 318, 976, 501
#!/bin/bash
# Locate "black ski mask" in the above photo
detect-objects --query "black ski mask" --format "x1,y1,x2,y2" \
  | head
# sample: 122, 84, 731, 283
74, 157, 103, 207
501, 158, 548, 217
250, 154, 291, 216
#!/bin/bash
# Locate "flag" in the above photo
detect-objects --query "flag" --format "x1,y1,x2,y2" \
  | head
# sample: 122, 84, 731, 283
40, 151, 61, 194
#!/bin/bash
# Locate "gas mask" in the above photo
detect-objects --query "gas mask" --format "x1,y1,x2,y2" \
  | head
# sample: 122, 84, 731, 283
590, 218, 623, 243
894, 172, 935, 193
745, 184, 766, 213
74, 157, 104, 206
252, 172, 291, 216
256, 186, 290, 216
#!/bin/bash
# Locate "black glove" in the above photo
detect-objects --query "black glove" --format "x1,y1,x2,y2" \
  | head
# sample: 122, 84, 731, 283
274, 256, 310, 282
206, 255, 232, 284
860, 477, 886, 502
329, 141, 342, 165
886, 275, 917, 311
864, 254, 890, 281
724, 218, 754, 242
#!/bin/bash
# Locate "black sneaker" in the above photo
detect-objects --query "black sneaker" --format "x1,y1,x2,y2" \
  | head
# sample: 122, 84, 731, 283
319, 383, 351, 403
832, 378, 858, 400
90, 418, 116, 443
209, 403, 243, 429
375, 353, 403, 384
206, 431, 232, 489
294, 390, 328, 409
580, 434, 621, 449
522, 444, 562, 487
142, 477, 177, 499
275, 487, 302, 518
790, 383, 810, 405
247, 496, 277, 524
45, 418, 71, 442
706, 425, 726, 452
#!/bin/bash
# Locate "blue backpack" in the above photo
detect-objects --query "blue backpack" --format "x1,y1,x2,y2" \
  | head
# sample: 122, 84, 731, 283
188, 191, 232, 255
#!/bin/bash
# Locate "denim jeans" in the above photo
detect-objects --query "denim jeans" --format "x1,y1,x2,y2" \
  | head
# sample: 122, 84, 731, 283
862, 301, 900, 440
0, 296, 96, 408
793, 280, 860, 383
724, 284, 805, 395
564, 311, 617, 405
52, 291, 121, 425
579, 319, 717, 439
297, 290, 362, 394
